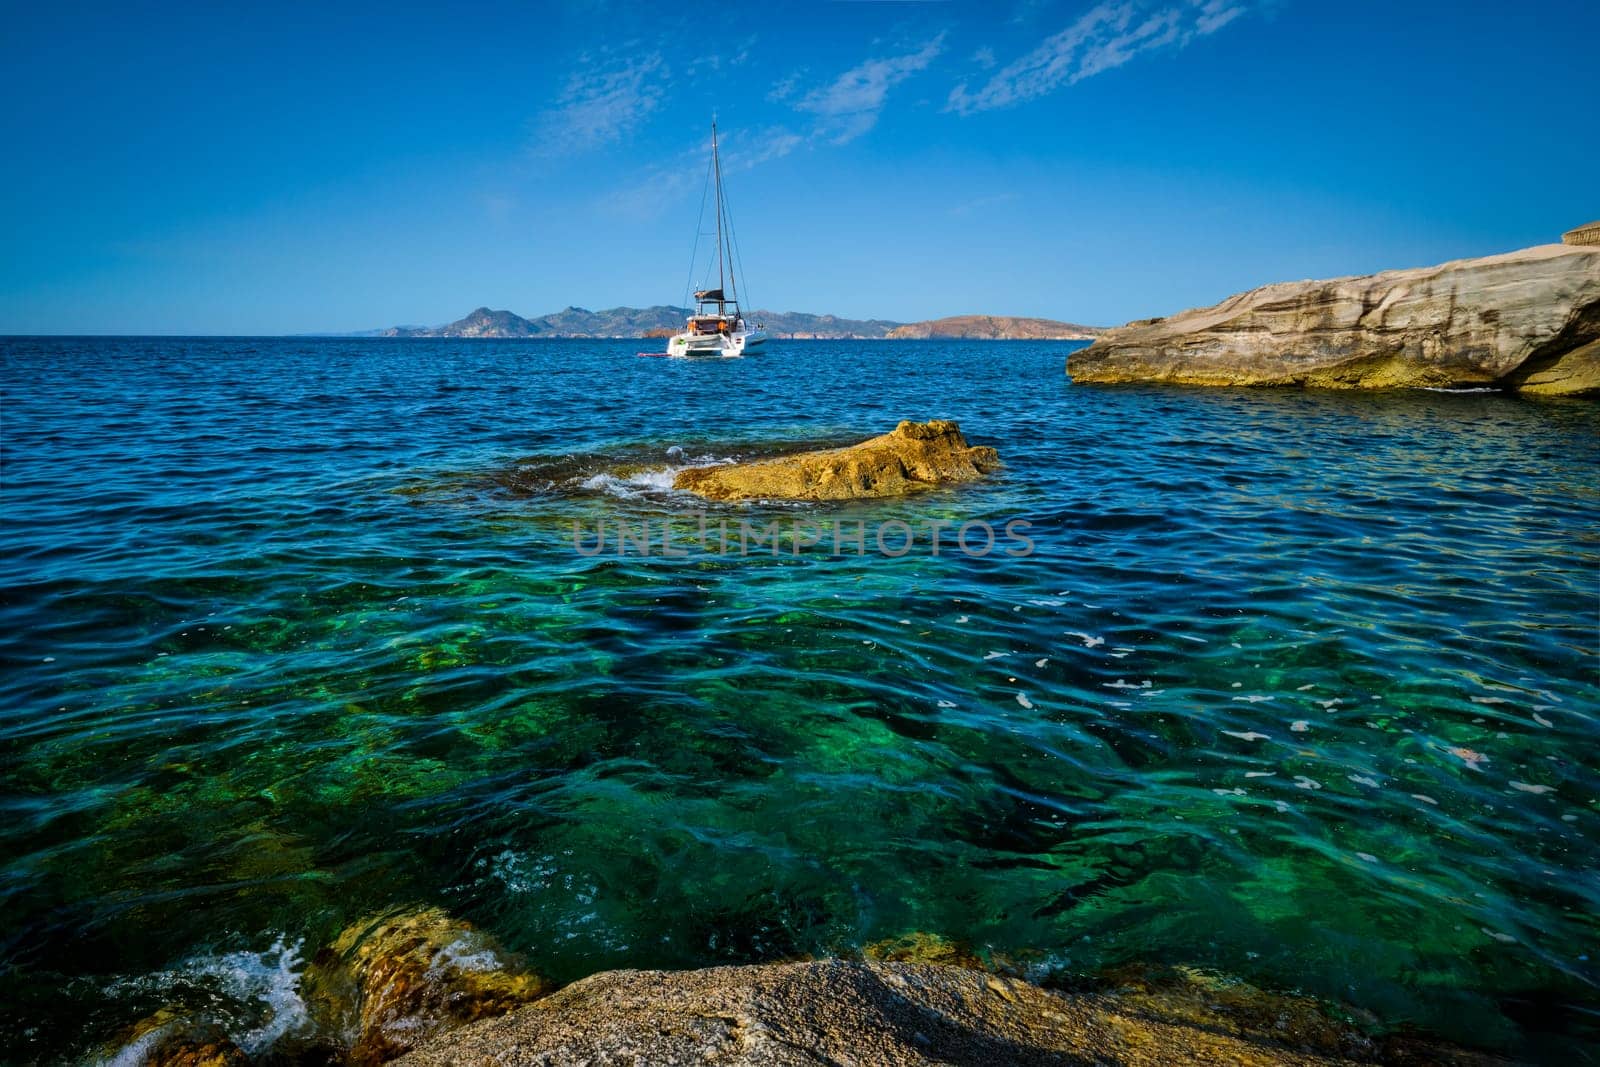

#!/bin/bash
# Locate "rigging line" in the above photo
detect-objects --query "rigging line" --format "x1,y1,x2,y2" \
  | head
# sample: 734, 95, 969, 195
721, 176, 749, 315
682, 151, 715, 310
713, 123, 726, 299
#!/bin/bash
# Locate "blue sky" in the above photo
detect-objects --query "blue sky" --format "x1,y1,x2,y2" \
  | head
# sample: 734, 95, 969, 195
2, 0, 1595, 334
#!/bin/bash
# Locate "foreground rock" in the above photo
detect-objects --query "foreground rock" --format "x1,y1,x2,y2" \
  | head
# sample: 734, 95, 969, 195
1071, 242, 1600, 394
395, 959, 1505, 1066
300, 907, 550, 1065
674, 420, 1000, 502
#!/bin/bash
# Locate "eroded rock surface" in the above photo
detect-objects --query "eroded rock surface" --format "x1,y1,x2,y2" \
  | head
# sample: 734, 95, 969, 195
673, 420, 1000, 502
393, 959, 1508, 1067
1070, 243, 1600, 394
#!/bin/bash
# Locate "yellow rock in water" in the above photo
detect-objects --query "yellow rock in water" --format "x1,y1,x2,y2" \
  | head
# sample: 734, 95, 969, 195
673, 419, 1000, 502
301, 907, 551, 1065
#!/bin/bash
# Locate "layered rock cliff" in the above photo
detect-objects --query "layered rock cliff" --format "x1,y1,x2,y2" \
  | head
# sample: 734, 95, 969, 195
1070, 243, 1600, 395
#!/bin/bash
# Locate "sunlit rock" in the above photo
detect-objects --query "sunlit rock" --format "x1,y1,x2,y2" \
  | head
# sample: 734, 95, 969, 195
300, 907, 550, 1065
393, 958, 1507, 1066
1071, 241, 1600, 395
104, 1008, 247, 1067
673, 419, 1000, 502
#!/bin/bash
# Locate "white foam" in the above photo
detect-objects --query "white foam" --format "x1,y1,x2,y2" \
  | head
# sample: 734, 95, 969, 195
103, 936, 308, 1060
104, 1026, 167, 1067
578, 467, 682, 499
429, 932, 505, 978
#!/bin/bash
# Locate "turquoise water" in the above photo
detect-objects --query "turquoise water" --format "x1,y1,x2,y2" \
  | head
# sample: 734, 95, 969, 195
2, 337, 1597, 1061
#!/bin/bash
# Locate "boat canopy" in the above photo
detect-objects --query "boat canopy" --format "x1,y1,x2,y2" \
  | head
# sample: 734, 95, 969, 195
694, 288, 726, 302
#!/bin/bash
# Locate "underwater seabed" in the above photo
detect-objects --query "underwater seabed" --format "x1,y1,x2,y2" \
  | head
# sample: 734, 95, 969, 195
0, 337, 1596, 1062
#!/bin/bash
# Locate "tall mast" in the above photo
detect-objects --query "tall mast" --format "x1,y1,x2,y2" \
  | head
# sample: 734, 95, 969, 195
712, 119, 725, 315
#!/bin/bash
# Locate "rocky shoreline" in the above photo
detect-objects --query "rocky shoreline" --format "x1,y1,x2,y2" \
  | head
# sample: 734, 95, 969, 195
393, 958, 1514, 1067
115, 910, 1510, 1067
1070, 236, 1600, 395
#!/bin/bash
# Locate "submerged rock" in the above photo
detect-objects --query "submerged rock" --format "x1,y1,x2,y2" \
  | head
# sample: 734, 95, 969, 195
393, 958, 1506, 1066
300, 907, 550, 1065
673, 420, 1000, 502
862, 930, 990, 971
105, 1008, 247, 1067
1070, 242, 1600, 395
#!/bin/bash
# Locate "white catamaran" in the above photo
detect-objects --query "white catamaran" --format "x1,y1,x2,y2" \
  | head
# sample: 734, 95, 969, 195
668, 121, 767, 358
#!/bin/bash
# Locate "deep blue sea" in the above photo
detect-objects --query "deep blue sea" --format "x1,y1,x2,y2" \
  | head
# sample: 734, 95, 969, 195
2, 337, 1597, 1062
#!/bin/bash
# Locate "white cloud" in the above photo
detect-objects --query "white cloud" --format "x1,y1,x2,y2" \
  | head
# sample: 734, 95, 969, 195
536, 51, 668, 154
947, 0, 1250, 115
725, 130, 803, 172
1195, 0, 1248, 34
972, 46, 998, 69
767, 70, 805, 102
795, 34, 947, 144
688, 33, 759, 75
597, 126, 801, 221
598, 166, 700, 221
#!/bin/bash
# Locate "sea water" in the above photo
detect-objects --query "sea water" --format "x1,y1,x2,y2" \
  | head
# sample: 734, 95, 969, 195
1, 337, 1596, 1059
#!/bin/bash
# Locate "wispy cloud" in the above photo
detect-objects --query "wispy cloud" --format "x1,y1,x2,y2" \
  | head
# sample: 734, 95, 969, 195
795, 34, 947, 144
724, 129, 803, 172
947, 1, 1249, 115
597, 126, 802, 221
536, 51, 668, 154
688, 33, 758, 75
767, 70, 805, 103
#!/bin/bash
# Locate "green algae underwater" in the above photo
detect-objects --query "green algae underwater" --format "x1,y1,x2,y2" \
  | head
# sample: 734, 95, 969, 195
1, 337, 1597, 1062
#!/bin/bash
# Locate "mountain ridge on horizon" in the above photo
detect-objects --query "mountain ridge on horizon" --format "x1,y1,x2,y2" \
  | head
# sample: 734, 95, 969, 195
370, 306, 1102, 340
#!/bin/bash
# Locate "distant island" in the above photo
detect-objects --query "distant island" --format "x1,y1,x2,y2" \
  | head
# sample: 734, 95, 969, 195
886, 314, 1101, 340
374, 306, 1102, 340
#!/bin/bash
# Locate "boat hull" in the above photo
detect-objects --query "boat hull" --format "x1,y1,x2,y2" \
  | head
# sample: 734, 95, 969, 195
668, 328, 767, 358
